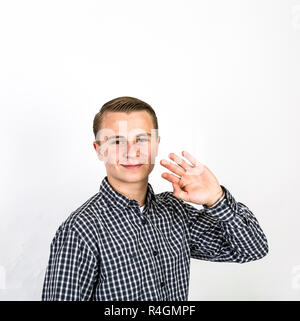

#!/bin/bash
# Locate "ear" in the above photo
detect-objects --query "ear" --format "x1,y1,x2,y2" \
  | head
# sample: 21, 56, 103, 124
153, 135, 160, 157
93, 141, 104, 161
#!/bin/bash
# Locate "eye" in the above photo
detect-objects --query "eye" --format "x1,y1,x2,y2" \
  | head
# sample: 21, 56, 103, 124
112, 140, 126, 145
137, 138, 148, 142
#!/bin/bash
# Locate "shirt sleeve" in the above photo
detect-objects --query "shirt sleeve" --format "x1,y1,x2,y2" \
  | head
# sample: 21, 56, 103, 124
182, 185, 269, 263
41, 223, 99, 301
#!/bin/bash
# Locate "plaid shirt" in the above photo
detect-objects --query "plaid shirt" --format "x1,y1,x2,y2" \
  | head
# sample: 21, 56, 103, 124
41, 176, 268, 301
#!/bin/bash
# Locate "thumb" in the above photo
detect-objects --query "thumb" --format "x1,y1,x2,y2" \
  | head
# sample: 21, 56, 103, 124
172, 182, 188, 201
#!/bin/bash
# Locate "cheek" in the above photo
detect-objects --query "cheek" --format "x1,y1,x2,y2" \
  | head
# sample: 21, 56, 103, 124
103, 149, 119, 165
146, 145, 157, 165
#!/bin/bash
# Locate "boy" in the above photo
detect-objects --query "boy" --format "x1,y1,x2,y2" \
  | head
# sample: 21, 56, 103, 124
41, 96, 268, 301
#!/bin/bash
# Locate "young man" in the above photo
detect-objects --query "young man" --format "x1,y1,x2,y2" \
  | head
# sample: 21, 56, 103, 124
41, 96, 268, 301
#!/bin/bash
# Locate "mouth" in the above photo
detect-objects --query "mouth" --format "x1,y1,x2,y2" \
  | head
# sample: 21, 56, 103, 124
121, 164, 143, 169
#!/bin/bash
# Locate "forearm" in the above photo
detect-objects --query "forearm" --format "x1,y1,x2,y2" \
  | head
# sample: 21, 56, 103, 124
202, 185, 269, 262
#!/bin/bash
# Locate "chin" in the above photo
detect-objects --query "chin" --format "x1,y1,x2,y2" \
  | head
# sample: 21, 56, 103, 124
108, 165, 153, 183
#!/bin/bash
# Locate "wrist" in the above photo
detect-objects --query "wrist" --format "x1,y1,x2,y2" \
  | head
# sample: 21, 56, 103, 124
205, 188, 225, 208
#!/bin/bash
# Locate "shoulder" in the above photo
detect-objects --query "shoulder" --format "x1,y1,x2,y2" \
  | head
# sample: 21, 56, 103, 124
51, 191, 103, 253
154, 190, 207, 219
155, 190, 177, 204
155, 190, 188, 206
155, 190, 190, 214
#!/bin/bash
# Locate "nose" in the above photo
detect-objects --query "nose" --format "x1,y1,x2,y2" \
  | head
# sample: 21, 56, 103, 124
125, 140, 141, 158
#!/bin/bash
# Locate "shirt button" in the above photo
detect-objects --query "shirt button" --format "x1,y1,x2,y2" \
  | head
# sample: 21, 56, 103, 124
161, 281, 165, 287
141, 219, 147, 225
153, 250, 158, 256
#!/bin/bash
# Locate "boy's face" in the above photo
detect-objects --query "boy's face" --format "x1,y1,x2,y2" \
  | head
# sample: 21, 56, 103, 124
93, 111, 160, 184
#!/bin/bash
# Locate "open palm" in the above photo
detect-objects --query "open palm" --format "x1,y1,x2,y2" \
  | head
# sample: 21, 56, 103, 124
160, 150, 223, 207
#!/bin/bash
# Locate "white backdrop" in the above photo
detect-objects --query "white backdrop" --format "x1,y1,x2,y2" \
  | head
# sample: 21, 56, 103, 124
0, 0, 300, 300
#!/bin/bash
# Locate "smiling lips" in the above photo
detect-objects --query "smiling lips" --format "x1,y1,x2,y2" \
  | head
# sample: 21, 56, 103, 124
121, 164, 143, 169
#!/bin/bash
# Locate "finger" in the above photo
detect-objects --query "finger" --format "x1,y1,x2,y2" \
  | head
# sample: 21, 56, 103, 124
160, 159, 185, 177
161, 172, 180, 184
181, 150, 202, 167
182, 150, 205, 174
168, 153, 191, 171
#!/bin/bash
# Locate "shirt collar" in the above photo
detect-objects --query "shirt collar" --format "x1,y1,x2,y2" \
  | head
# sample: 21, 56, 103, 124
99, 176, 156, 209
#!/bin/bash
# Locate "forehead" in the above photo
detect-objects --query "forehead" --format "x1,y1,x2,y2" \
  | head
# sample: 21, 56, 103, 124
101, 111, 154, 131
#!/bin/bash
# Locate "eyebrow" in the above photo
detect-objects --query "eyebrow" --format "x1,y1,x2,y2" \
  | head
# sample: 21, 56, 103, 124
107, 133, 151, 140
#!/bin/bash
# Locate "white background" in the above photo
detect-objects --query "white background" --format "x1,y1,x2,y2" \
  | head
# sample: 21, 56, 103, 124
0, 0, 299, 300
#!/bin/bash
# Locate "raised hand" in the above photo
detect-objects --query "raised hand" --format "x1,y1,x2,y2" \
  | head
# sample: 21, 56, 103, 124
160, 150, 224, 207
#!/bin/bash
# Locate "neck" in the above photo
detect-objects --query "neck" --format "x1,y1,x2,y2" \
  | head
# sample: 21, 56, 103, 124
107, 175, 148, 207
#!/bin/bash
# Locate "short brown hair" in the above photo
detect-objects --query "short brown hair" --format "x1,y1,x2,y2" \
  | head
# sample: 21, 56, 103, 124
93, 96, 159, 142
